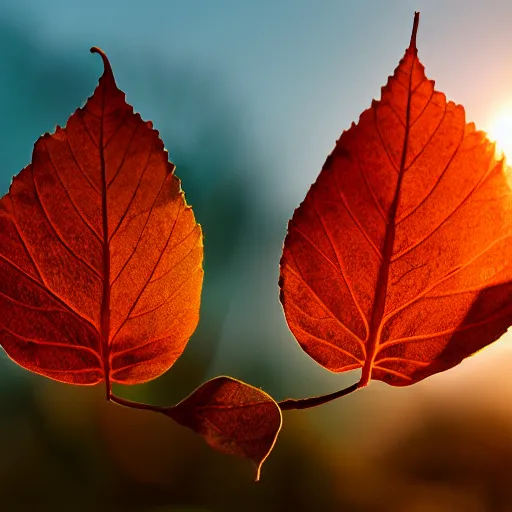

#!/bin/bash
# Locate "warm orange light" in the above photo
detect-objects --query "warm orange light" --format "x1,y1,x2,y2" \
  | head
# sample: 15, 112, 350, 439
488, 105, 512, 163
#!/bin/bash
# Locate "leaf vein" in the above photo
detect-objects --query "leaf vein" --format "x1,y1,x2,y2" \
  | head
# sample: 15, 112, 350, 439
372, 365, 413, 381
374, 104, 400, 174
149, 227, 199, 284
10, 207, 45, 283
104, 110, 131, 149
109, 132, 153, 241
107, 122, 142, 190
374, 356, 429, 367
291, 322, 364, 365
410, 87, 435, 128
0, 253, 98, 333
33, 161, 103, 282
332, 167, 384, 260
385, 233, 512, 322
44, 139, 103, 243
403, 100, 447, 173
312, 191, 370, 340
110, 177, 167, 286
391, 155, 496, 261
283, 263, 366, 352
111, 201, 184, 343
397, 115, 463, 224
355, 148, 388, 223
379, 308, 512, 352
76, 109, 99, 149
1, 325, 101, 362
129, 267, 201, 320
65, 135, 101, 196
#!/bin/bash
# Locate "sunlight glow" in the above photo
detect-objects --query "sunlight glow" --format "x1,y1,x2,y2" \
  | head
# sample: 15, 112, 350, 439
488, 105, 512, 163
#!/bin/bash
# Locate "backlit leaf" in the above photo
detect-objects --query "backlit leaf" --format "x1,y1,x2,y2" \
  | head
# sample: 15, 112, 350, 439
165, 376, 282, 481
0, 48, 203, 388
279, 13, 512, 387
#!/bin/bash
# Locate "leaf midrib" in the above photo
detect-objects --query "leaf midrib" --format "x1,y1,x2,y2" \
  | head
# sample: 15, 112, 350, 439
99, 79, 112, 397
359, 48, 417, 387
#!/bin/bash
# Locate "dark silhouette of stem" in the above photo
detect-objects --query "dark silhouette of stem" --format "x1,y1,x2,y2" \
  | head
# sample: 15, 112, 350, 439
110, 381, 360, 414
109, 393, 166, 413
278, 382, 359, 410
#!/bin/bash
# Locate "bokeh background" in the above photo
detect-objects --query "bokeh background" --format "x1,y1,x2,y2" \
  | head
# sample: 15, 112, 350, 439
0, 0, 512, 510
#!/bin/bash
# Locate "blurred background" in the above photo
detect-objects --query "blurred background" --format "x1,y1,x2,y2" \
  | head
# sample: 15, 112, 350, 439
0, 0, 512, 510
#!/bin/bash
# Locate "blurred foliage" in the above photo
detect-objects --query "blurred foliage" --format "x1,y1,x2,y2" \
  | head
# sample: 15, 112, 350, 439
360, 405, 512, 512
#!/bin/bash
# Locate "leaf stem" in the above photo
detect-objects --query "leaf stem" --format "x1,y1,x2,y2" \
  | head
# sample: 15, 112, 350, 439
109, 393, 167, 413
278, 382, 359, 410
110, 381, 360, 414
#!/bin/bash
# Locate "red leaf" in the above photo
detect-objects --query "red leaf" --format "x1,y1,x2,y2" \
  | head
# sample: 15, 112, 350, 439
279, 13, 512, 387
165, 376, 282, 481
0, 48, 203, 388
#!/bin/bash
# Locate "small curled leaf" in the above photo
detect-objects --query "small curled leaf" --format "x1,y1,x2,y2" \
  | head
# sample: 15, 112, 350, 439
164, 376, 282, 481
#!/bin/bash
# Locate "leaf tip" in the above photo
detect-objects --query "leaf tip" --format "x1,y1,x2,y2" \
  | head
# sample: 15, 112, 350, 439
254, 464, 262, 482
90, 46, 115, 80
410, 12, 420, 51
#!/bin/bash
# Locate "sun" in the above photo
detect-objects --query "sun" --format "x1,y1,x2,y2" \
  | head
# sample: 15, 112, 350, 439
487, 105, 512, 163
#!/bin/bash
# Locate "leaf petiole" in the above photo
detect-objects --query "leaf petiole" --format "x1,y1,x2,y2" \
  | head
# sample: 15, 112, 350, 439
110, 381, 360, 414
277, 382, 359, 411
109, 393, 167, 413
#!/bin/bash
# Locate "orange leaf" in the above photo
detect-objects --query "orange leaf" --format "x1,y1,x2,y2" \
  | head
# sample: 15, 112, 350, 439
165, 376, 282, 481
279, 13, 512, 387
0, 48, 203, 389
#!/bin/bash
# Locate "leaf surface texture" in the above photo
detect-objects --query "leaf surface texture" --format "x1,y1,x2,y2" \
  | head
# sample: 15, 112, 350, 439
279, 27, 512, 386
0, 49, 203, 386
166, 376, 282, 480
